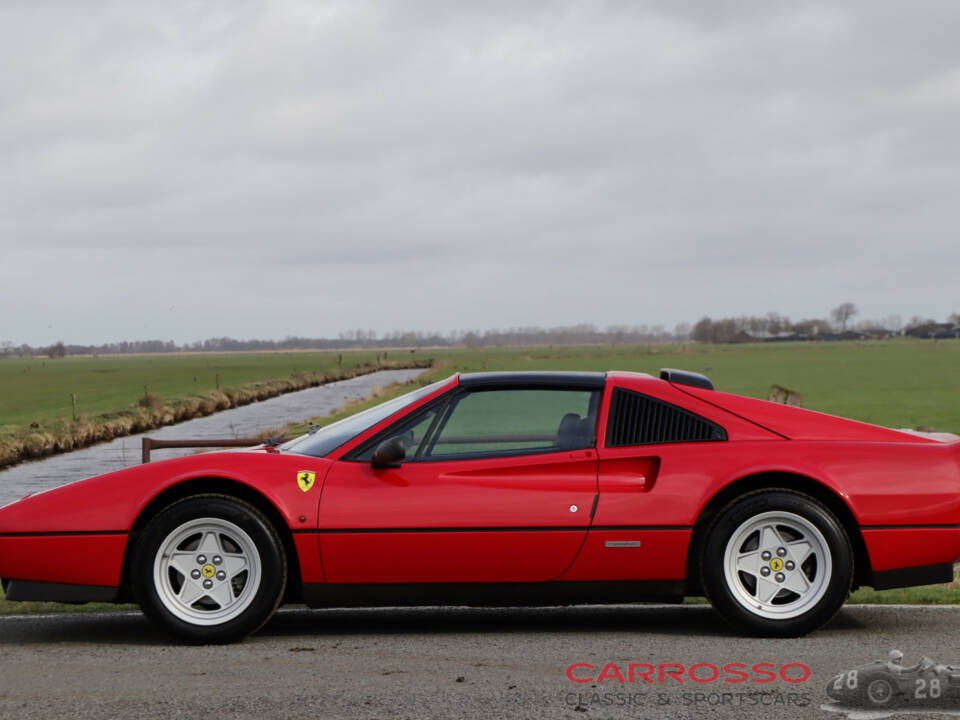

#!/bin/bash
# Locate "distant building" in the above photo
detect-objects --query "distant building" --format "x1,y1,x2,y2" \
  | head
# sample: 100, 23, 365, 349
905, 323, 960, 339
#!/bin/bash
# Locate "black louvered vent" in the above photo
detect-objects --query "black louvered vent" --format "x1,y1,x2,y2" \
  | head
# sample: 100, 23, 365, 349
606, 388, 727, 447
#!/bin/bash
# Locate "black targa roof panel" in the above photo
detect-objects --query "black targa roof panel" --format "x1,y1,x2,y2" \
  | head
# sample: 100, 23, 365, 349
458, 371, 607, 390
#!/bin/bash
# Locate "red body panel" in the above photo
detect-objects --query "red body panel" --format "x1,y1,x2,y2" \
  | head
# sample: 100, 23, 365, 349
863, 528, 960, 572
559, 530, 691, 581
0, 535, 126, 586
1, 370, 958, 601
320, 531, 587, 583
0, 450, 329, 534
673, 383, 938, 443
588, 441, 960, 528
318, 450, 597, 583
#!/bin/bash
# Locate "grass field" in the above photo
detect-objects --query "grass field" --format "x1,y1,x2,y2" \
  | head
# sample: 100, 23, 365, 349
0, 349, 407, 427
4, 339, 959, 432
0, 349, 425, 467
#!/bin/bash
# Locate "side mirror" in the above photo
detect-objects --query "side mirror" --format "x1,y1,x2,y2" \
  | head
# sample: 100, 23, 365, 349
371, 436, 405, 469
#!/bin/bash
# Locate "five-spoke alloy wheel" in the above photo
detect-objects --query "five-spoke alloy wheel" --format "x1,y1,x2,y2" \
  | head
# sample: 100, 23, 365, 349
134, 495, 286, 643
701, 489, 853, 637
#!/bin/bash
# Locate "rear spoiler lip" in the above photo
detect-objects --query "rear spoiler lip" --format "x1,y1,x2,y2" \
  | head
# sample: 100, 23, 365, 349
659, 368, 714, 391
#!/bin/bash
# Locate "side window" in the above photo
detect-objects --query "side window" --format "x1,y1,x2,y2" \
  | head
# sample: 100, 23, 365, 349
424, 389, 598, 459
605, 387, 726, 447
353, 403, 444, 462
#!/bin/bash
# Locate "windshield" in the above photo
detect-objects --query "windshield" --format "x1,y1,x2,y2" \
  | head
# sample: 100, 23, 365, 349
281, 379, 448, 458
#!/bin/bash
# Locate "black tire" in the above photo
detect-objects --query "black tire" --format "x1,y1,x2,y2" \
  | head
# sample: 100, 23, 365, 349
700, 489, 853, 637
133, 494, 287, 643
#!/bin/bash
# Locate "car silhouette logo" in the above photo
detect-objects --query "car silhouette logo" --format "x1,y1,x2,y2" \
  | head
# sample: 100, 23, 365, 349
823, 650, 960, 718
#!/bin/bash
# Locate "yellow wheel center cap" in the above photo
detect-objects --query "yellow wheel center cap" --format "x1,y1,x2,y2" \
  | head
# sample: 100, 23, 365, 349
770, 558, 784, 572
201, 564, 216, 579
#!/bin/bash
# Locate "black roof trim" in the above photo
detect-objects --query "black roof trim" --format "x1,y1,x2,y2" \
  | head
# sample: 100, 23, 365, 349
659, 368, 715, 390
459, 371, 606, 390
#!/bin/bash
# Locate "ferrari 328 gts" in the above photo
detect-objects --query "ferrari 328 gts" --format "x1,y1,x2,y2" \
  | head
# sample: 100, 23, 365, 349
1, 369, 958, 642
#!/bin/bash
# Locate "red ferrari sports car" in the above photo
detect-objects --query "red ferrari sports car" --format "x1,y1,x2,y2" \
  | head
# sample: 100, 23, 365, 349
1, 369, 959, 643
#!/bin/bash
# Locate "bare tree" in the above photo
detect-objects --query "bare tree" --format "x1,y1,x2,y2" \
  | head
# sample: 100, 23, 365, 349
830, 302, 858, 331
766, 312, 788, 335
907, 315, 936, 330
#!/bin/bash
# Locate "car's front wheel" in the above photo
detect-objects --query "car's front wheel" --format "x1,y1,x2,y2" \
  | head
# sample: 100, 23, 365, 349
700, 489, 853, 637
133, 495, 287, 643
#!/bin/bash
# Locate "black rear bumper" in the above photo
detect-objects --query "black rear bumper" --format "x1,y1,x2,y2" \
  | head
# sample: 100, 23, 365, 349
871, 563, 955, 591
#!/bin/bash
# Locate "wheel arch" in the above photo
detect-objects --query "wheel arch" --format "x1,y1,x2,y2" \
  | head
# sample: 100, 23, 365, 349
684, 471, 871, 595
118, 477, 303, 604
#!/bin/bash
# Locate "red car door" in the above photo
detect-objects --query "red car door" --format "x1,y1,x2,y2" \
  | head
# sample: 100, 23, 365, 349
318, 386, 601, 584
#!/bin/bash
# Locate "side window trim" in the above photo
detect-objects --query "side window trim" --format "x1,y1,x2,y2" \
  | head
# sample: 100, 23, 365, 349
420, 390, 466, 459
411, 394, 452, 461
423, 387, 600, 461
343, 393, 452, 462
347, 386, 603, 463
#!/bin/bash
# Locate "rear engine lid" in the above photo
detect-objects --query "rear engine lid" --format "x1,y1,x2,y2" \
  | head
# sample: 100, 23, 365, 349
674, 385, 942, 443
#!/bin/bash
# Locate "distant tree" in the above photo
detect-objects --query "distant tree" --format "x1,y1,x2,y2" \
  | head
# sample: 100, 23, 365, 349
906, 315, 936, 330
691, 317, 713, 343
766, 312, 789, 335
793, 318, 833, 336
0, 340, 11, 357
949, 312, 960, 326
49, 341, 66, 359
830, 302, 858, 331
747, 316, 769, 337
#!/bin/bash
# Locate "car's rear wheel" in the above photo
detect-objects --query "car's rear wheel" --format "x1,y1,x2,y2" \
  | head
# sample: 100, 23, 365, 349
700, 489, 853, 637
133, 495, 286, 643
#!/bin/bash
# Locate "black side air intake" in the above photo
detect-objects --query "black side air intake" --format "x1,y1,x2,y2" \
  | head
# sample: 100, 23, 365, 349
606, 388, 727, 447
659, 368, 714, 390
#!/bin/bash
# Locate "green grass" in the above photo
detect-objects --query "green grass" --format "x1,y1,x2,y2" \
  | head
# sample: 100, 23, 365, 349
0, 350, 399, 427
5, 339, 959, 432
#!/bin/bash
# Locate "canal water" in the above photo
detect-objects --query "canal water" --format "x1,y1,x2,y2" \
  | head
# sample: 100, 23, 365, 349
0, 368, 426, 507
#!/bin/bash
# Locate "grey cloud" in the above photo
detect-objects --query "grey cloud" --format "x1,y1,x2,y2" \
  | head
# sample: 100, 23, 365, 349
1, 1, 958, 345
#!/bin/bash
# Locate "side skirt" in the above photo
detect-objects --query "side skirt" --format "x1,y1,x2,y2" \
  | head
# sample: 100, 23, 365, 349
2, 578, 119, 603
302, 580, 685, 608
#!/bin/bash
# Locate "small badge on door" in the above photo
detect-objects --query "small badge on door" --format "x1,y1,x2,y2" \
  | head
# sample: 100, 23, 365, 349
296, 471, 316, 493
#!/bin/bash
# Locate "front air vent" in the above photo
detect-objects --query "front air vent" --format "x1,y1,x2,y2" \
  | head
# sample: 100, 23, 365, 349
606, 388, 727, 447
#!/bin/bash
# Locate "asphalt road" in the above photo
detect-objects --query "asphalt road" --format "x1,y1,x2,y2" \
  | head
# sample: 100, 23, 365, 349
0, 604, 958, 719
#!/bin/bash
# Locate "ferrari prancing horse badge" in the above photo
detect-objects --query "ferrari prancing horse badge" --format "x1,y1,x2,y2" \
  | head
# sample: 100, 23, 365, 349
296, 471, 316, 493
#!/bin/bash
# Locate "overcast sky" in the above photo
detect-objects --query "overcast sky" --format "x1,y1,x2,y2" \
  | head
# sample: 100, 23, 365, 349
1, 1, 958, 346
